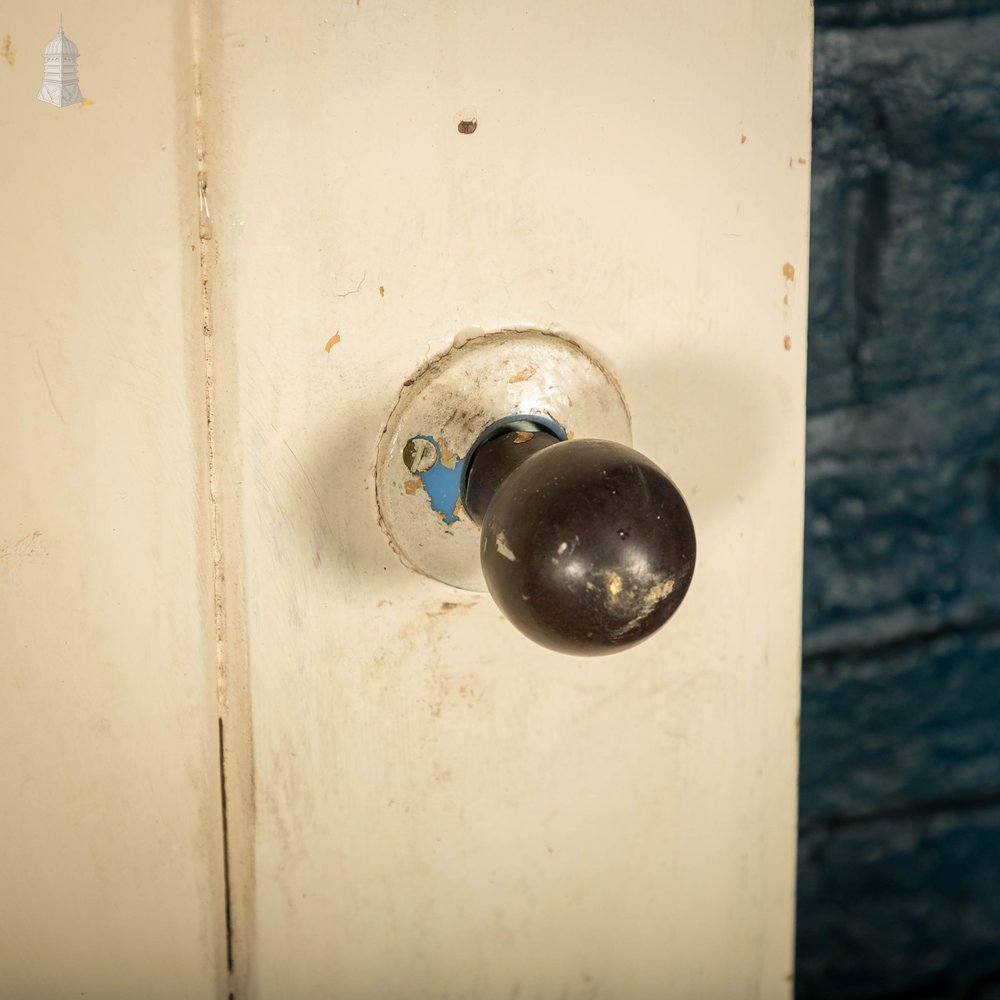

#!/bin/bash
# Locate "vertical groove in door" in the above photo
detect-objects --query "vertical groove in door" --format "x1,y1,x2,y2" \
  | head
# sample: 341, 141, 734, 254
190, 0, 257, 995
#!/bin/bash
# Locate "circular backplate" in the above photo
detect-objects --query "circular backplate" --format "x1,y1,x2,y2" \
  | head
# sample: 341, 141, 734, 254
375, 328, 632, 591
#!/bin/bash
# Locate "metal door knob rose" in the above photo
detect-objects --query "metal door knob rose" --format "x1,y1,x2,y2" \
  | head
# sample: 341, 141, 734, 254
464, 430, 695, 655
375, 329, 696, 656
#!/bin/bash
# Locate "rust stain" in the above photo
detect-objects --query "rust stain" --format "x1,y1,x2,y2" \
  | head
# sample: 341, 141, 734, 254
782, 262, 795, 281
512, 431, 533, 444
324, 332, 341, 352
457, 119, 477, 134
1, 35, 15, 66
438, 442, 458, 469
508, 364, 537, 384
403, 478, 421, 495
740, 133, 747, 144
378, 285, 385, 298
784, 335, 792, 351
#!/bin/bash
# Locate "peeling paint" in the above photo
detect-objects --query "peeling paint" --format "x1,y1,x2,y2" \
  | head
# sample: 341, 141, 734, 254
508, 365, 537, 383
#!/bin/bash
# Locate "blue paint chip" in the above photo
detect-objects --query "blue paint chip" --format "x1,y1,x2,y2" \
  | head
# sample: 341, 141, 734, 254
408, 415, 568, 526
418, 437, 466, 525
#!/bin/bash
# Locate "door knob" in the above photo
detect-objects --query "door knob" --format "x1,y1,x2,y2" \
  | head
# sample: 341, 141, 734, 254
463, 428, 695, 655
375, 329, 695, 656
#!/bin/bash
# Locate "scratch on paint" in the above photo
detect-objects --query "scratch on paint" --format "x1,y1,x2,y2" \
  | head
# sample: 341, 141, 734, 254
284, 439, 335, 536
335, 273, 366, 298
324, 333, 341, 352
34, 350, 66, 424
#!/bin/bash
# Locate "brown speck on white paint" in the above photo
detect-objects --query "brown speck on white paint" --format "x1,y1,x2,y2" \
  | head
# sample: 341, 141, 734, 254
740, 133, 747, 144
798, 157, 807, 165
782, 262, 795, 281
379, 285, 384, 298
1, 34, 15, 66
457, 119, 478, 134
784, 335, 792, 351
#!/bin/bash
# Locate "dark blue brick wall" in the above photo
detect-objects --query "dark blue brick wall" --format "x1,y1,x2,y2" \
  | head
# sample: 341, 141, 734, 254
798, 2, 1000, 997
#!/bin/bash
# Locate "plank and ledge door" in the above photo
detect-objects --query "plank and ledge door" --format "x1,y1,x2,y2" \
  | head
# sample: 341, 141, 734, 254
203, 0, 810, 997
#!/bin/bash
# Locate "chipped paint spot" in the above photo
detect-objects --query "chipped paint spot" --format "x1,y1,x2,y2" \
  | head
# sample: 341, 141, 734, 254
782, 262, 795, 281
457, 118, 477, 134
379, 285, 385, 298
605, 570, 623, 598
508, 365, 537, 384
495, 531, 516, 561
512, 431, 533, 444
403, 479, 421, 495
0, 530, 45, 561
407, 435, 465, 524
324, 332, 341, 352
1, 35, 15, 66
557, 541, 568, 555
784, 335, 792, 351
644, 578, 675, 603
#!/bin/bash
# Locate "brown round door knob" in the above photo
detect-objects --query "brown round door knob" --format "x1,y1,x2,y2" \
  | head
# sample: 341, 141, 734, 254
463, 429, 696, 656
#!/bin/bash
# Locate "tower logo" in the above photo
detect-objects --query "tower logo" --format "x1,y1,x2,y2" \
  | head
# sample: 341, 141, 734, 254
37, 17, 83, 108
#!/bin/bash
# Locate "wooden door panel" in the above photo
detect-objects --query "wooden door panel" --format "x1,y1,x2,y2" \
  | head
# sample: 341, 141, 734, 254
200, 2, 812, 997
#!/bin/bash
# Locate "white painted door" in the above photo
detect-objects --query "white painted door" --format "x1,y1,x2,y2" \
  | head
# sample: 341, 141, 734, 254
2, 2, 812, 998
1, 5, 226, 999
